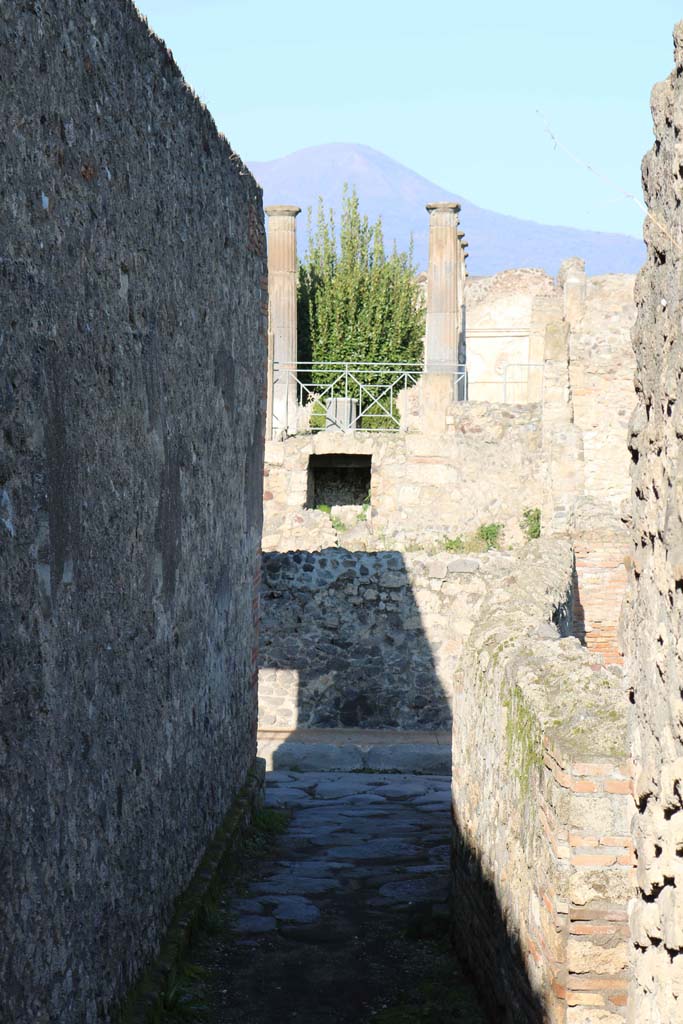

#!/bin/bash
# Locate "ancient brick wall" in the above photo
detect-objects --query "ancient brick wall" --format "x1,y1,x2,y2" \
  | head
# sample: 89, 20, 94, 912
0, 3, 266, 1021
624, 23, 683, 1022
452, 540, 633, 1023
571, 504, 629, 667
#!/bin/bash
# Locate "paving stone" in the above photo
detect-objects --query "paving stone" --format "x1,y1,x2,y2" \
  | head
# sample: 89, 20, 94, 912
252, 875, 343, 895
311, 780, 377, 799
270, 896, 321, 924
376, 877, 450, 903
236, 915, 277, 934
324, 838, 420, 861
265, 787, 311, 807
370, 781, 431, 799
411, 791, 452, 808
311, 792, 389, 806
231, 898, 264, 915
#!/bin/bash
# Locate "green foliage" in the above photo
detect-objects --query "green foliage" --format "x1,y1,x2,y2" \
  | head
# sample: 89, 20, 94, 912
441, 523, 503, 554
160, 965, 209, 1022
297, 185, 425, 409
521, 507, 541, 540
251, 807, 289, 837
315, 504, 331, 514
330, 515, 346, 532
476, 523, 503, 550
442, 536, 465, 553
357, 494, 372, 522
308, 398, 327, 431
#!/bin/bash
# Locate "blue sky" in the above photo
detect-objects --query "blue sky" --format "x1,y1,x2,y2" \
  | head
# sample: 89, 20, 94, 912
134, 0, 680, 238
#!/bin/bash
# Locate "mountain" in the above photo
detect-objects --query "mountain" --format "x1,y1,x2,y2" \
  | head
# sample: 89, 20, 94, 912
248, 143, 645, 277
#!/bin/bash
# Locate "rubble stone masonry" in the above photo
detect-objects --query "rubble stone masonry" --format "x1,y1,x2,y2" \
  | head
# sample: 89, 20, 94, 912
625, 22, 683, 1022
0, 3, 266, 1021
259, 547, 521, 732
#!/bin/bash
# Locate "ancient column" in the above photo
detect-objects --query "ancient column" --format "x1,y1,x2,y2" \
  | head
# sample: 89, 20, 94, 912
420, 202, 463, 430
457, 230, 468, 395
265, 205, 300, 437
425, 202, 462, 369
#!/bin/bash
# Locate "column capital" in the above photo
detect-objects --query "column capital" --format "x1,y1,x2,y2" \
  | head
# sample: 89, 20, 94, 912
426, 201, 461, 214
265, 205, 301, 218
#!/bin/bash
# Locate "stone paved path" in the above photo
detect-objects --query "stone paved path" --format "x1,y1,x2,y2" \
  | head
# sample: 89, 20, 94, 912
193, 771, 487, 1023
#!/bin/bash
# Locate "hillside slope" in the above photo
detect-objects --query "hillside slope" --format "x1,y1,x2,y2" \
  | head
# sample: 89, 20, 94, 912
249, 143, 645, 277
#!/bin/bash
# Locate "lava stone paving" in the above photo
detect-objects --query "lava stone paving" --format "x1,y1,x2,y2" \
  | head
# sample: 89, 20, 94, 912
192, 771, 487, 1023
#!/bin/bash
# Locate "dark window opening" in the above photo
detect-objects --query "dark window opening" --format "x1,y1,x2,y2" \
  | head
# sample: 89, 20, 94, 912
307, 454, 372, 508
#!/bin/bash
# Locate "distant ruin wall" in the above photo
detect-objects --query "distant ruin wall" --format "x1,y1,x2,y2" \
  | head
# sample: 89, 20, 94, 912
452, 540, 633, 1023
625, 23, 683, 1022
263, 403, 545, 553
540, 275, 635, 666
0, 4, 266, 1022
568, 275, 636, 512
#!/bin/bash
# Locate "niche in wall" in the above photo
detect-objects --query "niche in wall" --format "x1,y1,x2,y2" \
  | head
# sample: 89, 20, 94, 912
306, 454, 371, 508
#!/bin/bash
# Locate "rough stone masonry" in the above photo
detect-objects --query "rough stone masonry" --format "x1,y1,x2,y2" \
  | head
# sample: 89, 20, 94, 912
625, 21, 683, 1023
0, 2, 266, 1021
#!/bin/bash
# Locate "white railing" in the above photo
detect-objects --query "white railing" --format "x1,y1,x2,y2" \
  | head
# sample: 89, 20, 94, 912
270, 361, 467, 437
268, 357, 545, 437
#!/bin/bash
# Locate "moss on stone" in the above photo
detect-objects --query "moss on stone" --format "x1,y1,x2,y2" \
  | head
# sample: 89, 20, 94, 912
503, 683, 543, 798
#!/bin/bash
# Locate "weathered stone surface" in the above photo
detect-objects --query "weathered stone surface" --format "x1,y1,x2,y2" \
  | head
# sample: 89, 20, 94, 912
0, 4, 265, 1022
259, 548, 513, 731
624, 22, 683, 1023
263, 407, 545, 553
451, 539, 632, 1023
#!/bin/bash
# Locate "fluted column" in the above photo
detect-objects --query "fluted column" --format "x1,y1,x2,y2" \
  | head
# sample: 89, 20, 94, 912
457, 229, 468, 396
425, 202, 461, 369
265, 205, 300, 437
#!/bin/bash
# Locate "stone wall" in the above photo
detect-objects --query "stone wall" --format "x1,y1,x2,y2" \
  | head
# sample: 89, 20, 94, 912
568, 275, 636, 512
465, 268, 556, 402
452, 540, 633, 1023
263, 403, 545, 553
259, 548, 500, 732
625, 23, 683, 1022
540, 267, 636, 665
0, 4, 266, 1022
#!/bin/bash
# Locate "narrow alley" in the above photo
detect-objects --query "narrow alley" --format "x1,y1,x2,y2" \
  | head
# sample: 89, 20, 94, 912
189, 771, 488, 1023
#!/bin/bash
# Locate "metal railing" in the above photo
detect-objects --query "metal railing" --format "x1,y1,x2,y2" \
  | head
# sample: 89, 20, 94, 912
268, 356, 545, 436
270, 361, 467, 437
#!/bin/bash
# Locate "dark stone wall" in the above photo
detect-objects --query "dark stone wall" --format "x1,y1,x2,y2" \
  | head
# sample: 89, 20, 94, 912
258, 549, 489, 732
625, 23, 683, 1020
0, 3, 266, 1021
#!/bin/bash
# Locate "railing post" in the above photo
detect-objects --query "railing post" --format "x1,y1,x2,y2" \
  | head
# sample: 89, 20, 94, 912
265, 205, 300, 437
